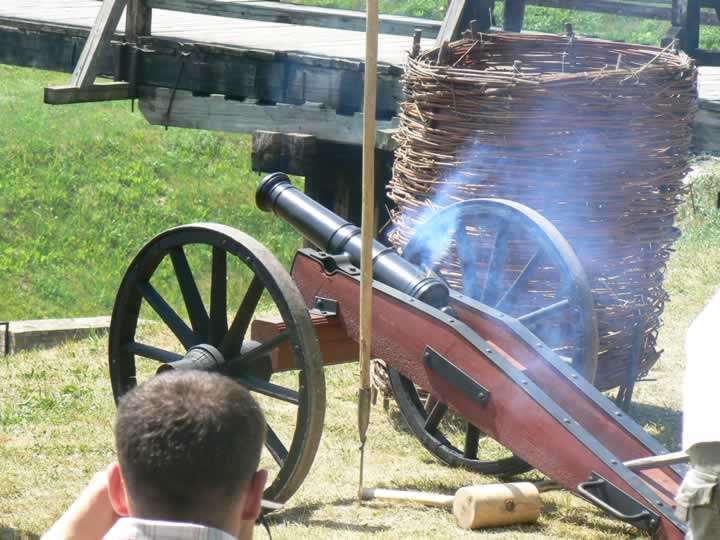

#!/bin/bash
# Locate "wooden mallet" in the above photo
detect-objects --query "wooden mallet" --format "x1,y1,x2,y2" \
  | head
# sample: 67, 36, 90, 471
361, 483, 543, 530
361, 451, 689, 530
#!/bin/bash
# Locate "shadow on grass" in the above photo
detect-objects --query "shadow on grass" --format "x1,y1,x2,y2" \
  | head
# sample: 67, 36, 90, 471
0, 526, 40, 540
540, 498, 639, 538
385, 404, 412, 435
381, 477, 650, 538
268, 498, 389, 533
626, 401, 682, 450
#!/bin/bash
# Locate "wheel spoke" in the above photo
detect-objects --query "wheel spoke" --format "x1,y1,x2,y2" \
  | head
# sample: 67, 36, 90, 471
495, 249, 542, 311
237, 331, 290, 366
209, 247, 228, 346
481, 223, 509, 306
137, 280, 198, 349
424, 401, 448, 433
464, 424, 481, 459
518, 298, 570, 325
126, 341, 183, 363
265, 424, 289, 467
424, 396, 438, 416
456, 224, 482, 299
170, 246, 209, 340
237, 375, 299, 405
220, 275, 265, 357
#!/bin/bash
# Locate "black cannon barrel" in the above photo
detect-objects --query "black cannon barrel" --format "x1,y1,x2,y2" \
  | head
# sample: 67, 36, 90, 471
256, 173, 449, 309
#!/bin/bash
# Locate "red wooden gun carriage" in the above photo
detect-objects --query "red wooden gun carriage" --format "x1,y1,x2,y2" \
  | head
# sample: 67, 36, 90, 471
108, 172, 687, 538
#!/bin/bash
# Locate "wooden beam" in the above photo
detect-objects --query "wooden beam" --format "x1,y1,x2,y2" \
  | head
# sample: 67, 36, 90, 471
504, 0, 526, 31
70, 0, 128, 88
251, 131, 318, 175
686, 0, 702, 50
672, 0, 701, 50
145, 0, 441, 38
126, 0, 152, 42
436, 0, 469, 45
139, 88, 399, 148
44, 82, 131, 104
0, 20, 403, 117
474, 0, 496, 31
0, 18, 112, 75
692, 47, 720, 64
661, 25, 683, 47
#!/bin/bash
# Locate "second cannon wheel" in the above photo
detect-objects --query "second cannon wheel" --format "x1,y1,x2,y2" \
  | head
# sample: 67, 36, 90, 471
389, 198, 598, 476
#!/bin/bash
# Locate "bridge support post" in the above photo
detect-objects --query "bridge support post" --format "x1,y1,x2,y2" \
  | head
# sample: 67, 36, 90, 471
503, 0, 526, 32
251, 132, 393, 235
126, 0, 153, 42
670, 0, 700, 52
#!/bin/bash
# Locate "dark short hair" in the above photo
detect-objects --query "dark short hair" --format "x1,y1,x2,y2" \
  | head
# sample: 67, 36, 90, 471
115, 370, 265, 522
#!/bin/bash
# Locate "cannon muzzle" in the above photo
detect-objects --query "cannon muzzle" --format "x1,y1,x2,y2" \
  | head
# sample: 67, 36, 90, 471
256, 173, 449, 309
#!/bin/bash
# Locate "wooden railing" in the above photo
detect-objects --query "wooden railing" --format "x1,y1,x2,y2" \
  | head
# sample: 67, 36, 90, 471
144, 0, 442, 37
528, 0, 717, 26
83, 0, 720, 71
137, 0, 720, 63
435, 0, 719, 64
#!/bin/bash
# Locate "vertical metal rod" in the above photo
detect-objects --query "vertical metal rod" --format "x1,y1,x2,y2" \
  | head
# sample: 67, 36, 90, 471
358, 0, 379, 500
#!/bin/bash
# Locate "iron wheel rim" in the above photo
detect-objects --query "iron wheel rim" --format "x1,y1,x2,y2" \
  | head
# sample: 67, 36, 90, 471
109, 223, 325, 504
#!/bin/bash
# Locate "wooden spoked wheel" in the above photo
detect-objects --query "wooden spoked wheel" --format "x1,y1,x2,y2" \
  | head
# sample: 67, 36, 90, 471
109, 223, 325, 504
390, 198, 598, 476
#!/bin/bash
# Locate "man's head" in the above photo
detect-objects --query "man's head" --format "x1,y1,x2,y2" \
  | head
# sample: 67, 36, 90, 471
107, 370, 267, 535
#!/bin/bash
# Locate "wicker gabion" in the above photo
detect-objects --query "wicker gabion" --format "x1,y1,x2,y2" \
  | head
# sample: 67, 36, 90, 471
387, 32, 697, 391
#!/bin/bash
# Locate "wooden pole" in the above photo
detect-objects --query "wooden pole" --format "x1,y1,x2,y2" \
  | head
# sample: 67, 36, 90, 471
624, 450, 689, 471
357, 0, 379, 499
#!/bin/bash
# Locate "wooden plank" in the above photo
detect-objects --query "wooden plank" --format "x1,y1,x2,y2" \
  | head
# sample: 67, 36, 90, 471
436, 0, 468, 45
44, 81, 131, 104
145, 0, 441, 38
139, 88, 399, 148
3, 317, 112, 355
251, 131, 318, 175
251, 313, 358, 371
70, 0, 127, 87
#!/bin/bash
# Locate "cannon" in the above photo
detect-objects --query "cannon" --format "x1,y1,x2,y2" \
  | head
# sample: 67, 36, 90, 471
108, 172, 686, 538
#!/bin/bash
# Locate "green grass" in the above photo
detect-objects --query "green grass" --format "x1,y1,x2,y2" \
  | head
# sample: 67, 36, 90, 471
1, 4, 719, 319
1, 36, 720, 539
0, 65, 302, 321
4, 170, 720, 537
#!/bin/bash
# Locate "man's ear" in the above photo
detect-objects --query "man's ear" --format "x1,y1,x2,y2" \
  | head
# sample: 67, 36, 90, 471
240, 469, 268, 520
107, 462, 130, 517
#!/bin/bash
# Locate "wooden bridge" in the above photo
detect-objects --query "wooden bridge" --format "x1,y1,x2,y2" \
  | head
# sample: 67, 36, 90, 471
2, 0, 720, 223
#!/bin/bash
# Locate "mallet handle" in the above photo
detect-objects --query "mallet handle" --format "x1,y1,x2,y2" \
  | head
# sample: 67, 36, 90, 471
360, 487, 455, 508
